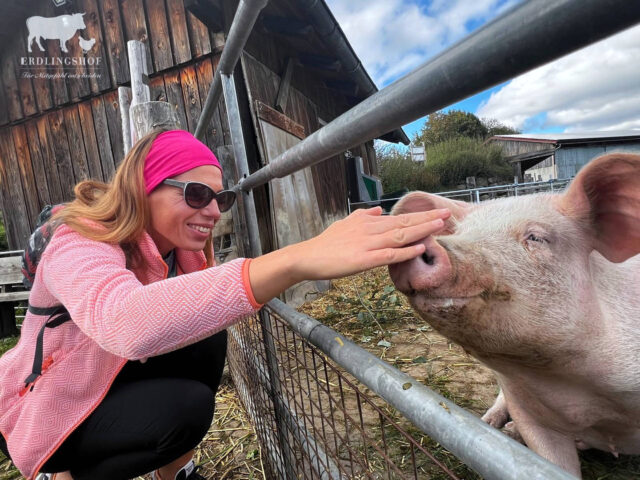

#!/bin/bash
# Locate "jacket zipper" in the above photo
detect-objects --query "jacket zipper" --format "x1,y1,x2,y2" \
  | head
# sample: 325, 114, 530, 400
19, 357, 55, 397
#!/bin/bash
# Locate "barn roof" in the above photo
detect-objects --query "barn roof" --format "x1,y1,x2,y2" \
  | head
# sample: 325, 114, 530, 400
490, 131, 640, 145
197, 0, 410, 144
4, 0, 409, 144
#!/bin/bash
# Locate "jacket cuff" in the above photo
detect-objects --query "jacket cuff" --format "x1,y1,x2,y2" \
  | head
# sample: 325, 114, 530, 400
242, 258, 263, 310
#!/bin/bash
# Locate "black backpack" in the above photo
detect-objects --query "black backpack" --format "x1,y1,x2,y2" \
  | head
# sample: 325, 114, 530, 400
21, 204, 65, 290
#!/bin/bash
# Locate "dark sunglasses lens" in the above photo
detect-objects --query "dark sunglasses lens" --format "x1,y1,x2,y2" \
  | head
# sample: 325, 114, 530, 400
185, 183, 213, 209
216, 191, 236, 212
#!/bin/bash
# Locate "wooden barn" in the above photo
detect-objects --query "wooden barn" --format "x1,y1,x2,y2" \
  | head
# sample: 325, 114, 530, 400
489, 131, 640, 182
0, 0, 409, 259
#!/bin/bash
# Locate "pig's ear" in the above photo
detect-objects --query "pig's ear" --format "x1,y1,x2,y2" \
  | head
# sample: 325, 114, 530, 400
392, 191, 472, 233
560, 153, 640, 263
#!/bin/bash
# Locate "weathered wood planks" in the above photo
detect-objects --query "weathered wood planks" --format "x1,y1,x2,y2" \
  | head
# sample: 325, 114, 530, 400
0, 0, 217, 126
0, 0, 229, 248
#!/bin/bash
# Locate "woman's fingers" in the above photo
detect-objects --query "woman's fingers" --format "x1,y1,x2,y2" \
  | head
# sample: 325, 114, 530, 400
365, 209, 450, 235
366, 244, 426, 269
380, 219, 445, 248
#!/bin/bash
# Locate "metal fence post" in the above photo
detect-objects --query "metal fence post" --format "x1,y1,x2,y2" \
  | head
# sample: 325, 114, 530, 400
194, 0, 269, 141
221, 72, 297, 480
475, 190, 480, 203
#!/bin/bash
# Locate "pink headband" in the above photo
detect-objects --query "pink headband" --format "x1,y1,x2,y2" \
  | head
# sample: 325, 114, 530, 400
143, 130, 222, 194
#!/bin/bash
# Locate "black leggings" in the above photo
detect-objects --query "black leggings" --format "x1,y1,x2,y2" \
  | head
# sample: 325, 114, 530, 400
31, 330, 228, 479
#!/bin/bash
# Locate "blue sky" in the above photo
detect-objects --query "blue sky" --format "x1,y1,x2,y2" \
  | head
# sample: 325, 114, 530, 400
326, 0, 640, 141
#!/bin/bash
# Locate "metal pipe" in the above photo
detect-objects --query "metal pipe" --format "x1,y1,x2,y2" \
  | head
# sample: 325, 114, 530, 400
194, 0, 269, 140
221, 74, 263, 257
221, 72, 297, 479
267, 298, 576, 480
237, 0, 640, 192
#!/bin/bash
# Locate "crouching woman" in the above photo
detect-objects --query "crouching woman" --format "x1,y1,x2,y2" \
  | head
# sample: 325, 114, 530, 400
0, 129, 448, 480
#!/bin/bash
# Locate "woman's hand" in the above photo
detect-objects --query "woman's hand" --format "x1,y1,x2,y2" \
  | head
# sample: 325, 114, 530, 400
248, 206, 450, 304
289, 206, 450, 281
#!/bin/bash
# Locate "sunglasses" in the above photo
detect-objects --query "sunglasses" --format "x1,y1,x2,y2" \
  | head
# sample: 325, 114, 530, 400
162, 179, 236, 212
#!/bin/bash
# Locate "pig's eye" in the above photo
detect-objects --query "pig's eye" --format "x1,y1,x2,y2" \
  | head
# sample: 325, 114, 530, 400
526, 233, 547, 244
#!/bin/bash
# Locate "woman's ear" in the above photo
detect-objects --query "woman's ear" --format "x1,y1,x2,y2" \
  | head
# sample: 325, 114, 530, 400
559, 153, 640, 263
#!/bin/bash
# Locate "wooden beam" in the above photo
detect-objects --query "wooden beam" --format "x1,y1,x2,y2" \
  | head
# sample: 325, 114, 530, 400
184, 0, 224, 33
131, 102, 181, 139
275, 57, 295, 114
255, 100, 305, 140
127, 40, 151, 144
118, 87, 132, 155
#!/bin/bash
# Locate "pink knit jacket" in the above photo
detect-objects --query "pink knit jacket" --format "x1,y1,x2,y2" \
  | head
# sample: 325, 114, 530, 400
0, 224, 261, 478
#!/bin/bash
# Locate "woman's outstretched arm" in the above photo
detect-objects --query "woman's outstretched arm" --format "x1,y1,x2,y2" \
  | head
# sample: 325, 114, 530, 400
248, 206, 450, 304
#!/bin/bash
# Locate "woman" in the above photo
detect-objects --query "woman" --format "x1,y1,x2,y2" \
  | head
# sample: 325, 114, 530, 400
0, 129, 449, 480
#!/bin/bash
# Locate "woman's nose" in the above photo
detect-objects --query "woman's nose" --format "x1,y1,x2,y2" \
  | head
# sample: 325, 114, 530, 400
201, 198, 221, 220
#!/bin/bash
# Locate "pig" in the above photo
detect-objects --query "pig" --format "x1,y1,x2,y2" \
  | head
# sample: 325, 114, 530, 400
388, 153, 640, 477
27, 13, 86, 53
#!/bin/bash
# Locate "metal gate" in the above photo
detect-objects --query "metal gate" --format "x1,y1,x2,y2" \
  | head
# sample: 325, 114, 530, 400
193, 1, 640, 478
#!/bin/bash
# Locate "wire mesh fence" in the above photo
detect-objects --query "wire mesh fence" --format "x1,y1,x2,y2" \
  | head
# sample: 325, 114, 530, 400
228, 309, 464, 480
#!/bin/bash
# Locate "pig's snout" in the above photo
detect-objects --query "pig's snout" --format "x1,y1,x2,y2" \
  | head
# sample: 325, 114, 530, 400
389, 236, 452, 295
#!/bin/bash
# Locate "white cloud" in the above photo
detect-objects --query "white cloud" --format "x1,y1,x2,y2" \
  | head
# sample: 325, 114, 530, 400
477, 25, 640, 132
326, 0, 511, 86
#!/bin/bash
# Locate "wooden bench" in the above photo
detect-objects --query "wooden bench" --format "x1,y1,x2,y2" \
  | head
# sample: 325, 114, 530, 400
0, 251, 29, 337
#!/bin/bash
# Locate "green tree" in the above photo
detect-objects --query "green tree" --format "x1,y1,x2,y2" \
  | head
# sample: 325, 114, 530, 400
415, 110, 520, 146
376, 144, 439, 193
482, 117, 520, 137
0, 213, 8, 251
415, 110, 488, 146
424, 137, 512, 188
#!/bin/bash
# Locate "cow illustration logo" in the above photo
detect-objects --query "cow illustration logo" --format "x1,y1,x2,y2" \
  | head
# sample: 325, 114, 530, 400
20, 11, 103, 80
27, 13, 92, 53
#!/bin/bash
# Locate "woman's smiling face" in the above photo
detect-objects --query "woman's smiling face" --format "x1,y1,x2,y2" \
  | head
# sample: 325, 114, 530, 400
147, 165, 223, 256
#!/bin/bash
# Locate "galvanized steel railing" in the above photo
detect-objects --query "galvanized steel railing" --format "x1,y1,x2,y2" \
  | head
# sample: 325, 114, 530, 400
194, 1, 640, 479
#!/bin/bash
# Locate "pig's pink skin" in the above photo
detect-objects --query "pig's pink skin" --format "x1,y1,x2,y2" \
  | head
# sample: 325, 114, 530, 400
388, 153, 640, 478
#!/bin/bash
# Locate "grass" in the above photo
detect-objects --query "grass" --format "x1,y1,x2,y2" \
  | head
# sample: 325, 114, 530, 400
0, 337, 18, 357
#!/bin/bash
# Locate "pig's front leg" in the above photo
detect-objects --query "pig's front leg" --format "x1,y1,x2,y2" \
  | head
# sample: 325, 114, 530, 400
482, 389, 510, 428
512, 415, 581, 478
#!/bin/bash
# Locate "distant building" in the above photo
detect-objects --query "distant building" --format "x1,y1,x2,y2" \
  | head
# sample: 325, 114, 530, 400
410, 143, 426, 163
489, 131, 640, 182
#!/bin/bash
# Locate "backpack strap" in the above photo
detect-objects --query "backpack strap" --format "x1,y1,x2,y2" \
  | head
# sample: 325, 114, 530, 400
23, 305, 71, 389
27, 304, 66, 316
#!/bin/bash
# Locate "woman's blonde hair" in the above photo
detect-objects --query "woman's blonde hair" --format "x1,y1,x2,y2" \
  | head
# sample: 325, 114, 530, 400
52, 128, 214, 270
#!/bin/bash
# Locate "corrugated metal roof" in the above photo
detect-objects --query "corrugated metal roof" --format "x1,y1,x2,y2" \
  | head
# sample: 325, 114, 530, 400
491, 131, 640, 143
